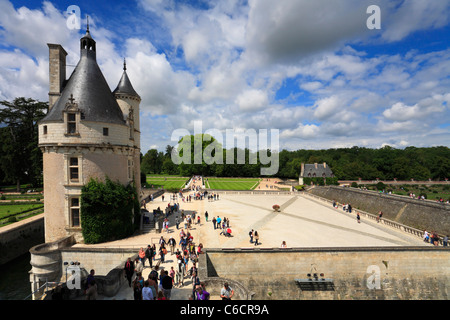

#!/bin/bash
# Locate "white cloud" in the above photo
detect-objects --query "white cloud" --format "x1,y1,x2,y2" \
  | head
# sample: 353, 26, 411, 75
280, 124, 320, 140
1, 0, 449, 153
235, 89, 269, 112
313, 95, 345, 120
126, 50, 196, 115
383, 95, 448, 122
381, 0, 450, 42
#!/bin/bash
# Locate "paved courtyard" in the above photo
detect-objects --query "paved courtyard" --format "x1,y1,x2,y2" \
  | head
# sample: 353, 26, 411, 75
81, 190, 426, 300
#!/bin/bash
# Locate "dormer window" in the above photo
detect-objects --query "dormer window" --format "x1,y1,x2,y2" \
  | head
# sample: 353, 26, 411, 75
67, 113, 77, 134
64, 94, 81, 136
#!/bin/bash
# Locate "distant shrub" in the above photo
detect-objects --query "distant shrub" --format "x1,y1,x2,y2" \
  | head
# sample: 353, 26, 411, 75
376, 182, 385, 191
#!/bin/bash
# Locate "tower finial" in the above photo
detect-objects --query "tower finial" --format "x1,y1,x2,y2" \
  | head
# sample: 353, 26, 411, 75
86, 15, 90, 33
123, 58, 127, 71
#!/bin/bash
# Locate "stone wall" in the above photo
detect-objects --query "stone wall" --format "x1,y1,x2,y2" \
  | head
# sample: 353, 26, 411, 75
29, 237, 138, 298
59, 247, 138, 297
0, 215, 44, 265
60, 247, 138, 277
202, 247, 449, 300
308, 186, 450, 235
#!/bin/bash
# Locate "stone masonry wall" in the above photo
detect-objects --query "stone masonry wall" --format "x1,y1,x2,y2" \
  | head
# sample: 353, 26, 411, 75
308, 186, 450, 235
204, 247, 449, 300
0, 215, 44, 265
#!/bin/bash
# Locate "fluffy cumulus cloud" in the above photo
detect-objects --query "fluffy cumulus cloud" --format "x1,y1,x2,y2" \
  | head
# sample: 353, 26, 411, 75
1, 0, 450, 153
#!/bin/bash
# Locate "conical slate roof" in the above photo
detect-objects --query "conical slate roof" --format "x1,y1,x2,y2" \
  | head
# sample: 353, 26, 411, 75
113, 61, 140, 99
42, 30, 126, 125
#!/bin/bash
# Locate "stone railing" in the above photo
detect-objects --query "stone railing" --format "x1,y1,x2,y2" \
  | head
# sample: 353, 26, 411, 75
303, 192, 440, 244
207, 190, 295, 195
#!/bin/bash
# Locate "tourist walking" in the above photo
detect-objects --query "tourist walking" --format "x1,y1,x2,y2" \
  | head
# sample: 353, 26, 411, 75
161, 270, 173, 300
142, 280, 154, 300
205, 211, 209, 222
145, 245, 153, 269
160, 245, 167, 263
423, 231, 429, 243
249, 229, 254, 243
138, 247, 146, 267
254, 231, 259, 246
151, 244, 157, 262
191, 271, 201, 300
135, 257, 143, 274
212, 216, 216, 229
377, 211, 383, 223
168, 236, 176, 254
443, 235, 448, 247
356, 212, 361, 223
216, 216, 222, 229
133, 278, 142, 300
220, 282, 234, 300
124, 257, 135, 287
147, 271, 158, 298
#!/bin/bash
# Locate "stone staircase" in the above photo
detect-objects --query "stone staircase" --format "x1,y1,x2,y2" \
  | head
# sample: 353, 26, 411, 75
141, 219, 155, 233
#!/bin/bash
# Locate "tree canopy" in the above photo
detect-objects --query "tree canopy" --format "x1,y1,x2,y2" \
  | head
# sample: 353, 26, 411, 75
141, 140, 450, 181
0, 97, 47, 190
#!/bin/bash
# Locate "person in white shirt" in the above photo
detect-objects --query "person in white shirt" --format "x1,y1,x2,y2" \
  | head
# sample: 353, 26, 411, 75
142, 280, 154, 300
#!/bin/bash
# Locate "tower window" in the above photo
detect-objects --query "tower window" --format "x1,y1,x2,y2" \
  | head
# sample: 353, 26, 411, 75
103, 127, 109, 136
43, 126, 48, 135
67, 113, 77, 134
69, 157, 79, 182
70, 197, 80, 227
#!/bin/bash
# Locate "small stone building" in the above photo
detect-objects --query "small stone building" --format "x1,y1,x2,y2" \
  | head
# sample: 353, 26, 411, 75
299, 162, 334, 185
38, 26, 141, 243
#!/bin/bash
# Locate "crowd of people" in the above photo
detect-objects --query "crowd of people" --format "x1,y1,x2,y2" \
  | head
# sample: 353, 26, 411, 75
120, 230, 212, 300
123, 183, 241, 300
423, 230, 448, 247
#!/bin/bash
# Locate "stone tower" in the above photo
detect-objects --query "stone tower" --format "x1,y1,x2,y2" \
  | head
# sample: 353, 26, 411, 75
39, 26, 141, 243
113, 59, 142, 199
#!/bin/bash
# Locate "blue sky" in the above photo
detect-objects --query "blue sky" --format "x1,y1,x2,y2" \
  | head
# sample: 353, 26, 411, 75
0, 0, 449, 153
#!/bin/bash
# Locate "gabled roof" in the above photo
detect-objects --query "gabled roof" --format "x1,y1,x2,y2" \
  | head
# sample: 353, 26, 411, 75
300, 163, 334, 178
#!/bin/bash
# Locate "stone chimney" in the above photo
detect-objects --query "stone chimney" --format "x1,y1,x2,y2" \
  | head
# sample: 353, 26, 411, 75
47, 44, 68, 110
323, 162, 327, 168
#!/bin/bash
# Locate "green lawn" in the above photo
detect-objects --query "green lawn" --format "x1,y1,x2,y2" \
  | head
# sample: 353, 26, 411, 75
0, 204, 44, 219
205, 178, 261, 190
146, 176, 189, 189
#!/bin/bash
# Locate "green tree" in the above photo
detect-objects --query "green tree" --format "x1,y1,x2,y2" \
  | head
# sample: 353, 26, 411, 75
174, 134, 223, 176
162, 157, 179, 175
0, 97, 47, 190
141, 149, 164, 174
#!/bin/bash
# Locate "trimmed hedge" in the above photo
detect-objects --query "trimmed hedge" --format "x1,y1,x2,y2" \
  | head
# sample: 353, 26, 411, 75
81, 178, 140, 244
